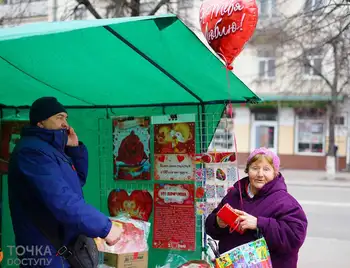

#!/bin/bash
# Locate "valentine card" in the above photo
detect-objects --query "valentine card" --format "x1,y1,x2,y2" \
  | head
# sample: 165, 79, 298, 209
154, 154, 195, 181
112, 117, 151, 180
153, 184, 196, 251
153, 122, 195, 155
107, 189, 153, 221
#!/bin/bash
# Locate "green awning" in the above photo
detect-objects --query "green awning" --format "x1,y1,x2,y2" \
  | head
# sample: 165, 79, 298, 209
0, 14, 260, 108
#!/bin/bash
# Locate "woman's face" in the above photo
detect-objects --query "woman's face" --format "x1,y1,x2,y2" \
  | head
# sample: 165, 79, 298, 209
248, 156, 275, 193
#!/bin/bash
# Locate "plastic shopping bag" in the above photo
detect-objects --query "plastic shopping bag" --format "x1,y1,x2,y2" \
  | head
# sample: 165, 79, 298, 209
94, 214, 150, 254
215, 238, 273, 268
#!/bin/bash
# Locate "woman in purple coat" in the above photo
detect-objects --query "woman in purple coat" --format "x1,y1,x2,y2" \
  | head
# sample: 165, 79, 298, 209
205, 147, 308, 268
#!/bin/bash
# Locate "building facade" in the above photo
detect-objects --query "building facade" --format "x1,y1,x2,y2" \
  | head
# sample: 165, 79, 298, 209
232, 96, 350, 170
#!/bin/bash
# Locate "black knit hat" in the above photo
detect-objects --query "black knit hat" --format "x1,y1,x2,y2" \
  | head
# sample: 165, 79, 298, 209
29, 97, 67, 126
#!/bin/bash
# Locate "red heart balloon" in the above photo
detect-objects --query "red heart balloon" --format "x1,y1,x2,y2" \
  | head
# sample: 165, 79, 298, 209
199, 0, 258, 68
108, 189, 153, 221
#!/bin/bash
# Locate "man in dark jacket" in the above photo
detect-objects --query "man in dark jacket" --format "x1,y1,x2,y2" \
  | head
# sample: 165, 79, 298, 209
8, 97, 121, 267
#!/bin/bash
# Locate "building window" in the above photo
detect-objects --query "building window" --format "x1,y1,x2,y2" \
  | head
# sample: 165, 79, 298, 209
258, 49, 276, 79
335, 116, 345, 126
296, 115, 325, 154
208, 119, 234, 152
254, 112, 277, 121
259, 0, 277, 18
303, 48, 322, 78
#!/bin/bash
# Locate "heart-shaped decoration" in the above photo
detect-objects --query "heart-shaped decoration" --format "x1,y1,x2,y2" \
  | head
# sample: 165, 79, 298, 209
177, 155, 185, 162
201, 154, 211, 163
195, 187, 205, 199
158, 155, 166, 162
199, 0, 258, 68
108, 189, 153, 221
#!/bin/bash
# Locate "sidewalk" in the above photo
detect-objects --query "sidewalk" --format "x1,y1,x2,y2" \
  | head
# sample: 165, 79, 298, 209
238, 169, 350, 188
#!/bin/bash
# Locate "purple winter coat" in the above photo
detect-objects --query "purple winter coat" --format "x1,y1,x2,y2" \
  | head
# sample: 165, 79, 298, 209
205, 173, 308, 268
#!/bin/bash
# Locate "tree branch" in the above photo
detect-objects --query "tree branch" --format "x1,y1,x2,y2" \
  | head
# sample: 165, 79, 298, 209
148, 0, 170, 16
77, 0, 103, 19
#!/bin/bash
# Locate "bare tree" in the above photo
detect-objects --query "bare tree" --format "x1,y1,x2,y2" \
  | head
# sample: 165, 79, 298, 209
250, 0, 350, 175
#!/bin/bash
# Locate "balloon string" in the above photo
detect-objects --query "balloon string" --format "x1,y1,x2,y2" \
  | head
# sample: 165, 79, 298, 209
225, 64, 243, 211
234, 131, 243, 210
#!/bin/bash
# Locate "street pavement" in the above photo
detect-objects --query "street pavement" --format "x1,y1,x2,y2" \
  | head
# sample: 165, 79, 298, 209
238, 169, 350, 268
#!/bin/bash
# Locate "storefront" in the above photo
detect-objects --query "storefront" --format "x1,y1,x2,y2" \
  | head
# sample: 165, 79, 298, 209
232, 95, 349, 170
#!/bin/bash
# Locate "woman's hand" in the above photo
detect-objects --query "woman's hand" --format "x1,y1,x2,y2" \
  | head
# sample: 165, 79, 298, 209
216, 216, 228, 228
234, 209, 258, 231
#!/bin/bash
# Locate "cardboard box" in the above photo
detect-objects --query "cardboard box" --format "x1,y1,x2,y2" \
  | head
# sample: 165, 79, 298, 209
104, 251, 148, 268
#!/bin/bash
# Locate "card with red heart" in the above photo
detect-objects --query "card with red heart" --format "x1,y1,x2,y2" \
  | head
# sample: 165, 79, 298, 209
107, 189, 153, 221
154, 154, 195, 181
112, 117, 151, 181
153, 122, 195, 155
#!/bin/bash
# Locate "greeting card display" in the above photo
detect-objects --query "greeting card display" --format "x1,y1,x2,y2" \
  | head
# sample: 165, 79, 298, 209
153, 184, 196, 251
108, 189, 153, 221
216, 238, 272, 268
113, 117, 151, 180
153, 114, 196, 181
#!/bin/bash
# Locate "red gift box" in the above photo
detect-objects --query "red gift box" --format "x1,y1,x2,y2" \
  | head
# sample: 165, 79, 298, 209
217, 203, 244, 234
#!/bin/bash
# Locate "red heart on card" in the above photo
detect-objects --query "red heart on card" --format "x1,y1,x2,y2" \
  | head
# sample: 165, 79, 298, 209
108, 189, 153, 221
158, 155, 166, 162
177, 155, 185, 162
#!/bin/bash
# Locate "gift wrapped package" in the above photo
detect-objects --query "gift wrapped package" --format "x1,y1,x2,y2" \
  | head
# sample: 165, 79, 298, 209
95, 215, 151, 254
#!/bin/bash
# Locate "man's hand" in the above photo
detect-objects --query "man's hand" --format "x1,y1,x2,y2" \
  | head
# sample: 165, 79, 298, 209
67, 127, 79, 147
105, 223, 123, 246
216, 216, 228, 228
234, 209, 257, 231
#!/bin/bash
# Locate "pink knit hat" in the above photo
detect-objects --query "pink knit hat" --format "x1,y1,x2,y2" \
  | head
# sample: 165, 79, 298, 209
247, 147, 280, 172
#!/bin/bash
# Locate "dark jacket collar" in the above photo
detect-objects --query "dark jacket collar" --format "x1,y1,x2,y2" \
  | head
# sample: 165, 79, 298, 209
21, 126, 68, 152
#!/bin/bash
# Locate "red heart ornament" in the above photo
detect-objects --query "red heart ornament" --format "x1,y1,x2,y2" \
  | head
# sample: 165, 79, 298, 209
195, 187, 205, 199
108, 189, 153, 221
199, 0, 258, 68
177, 155, 185, 162
201, 154, 212, 163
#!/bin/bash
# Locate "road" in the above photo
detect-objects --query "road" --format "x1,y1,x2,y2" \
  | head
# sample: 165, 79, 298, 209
287, 184, 350, 267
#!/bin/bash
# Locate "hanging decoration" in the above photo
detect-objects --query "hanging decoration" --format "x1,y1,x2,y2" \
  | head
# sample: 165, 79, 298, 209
193, 152, 236, 164
153, 115, 196, 181
199, 0, 259, 69
153, 184, 196, 251
112, 117, 151, 181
